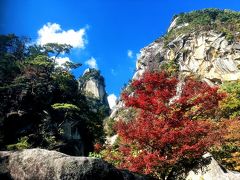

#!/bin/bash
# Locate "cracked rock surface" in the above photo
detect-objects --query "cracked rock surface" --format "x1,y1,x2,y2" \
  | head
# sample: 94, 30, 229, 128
0, 148, 150, 180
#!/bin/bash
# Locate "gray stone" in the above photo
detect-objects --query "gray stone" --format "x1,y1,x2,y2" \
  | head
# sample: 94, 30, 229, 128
167, 153, 240, 180
132, 30, 240, 85
0, 148, 151, 180
186, 153, 240, 180
85, 78, 106, 100
80, 69, 109, 106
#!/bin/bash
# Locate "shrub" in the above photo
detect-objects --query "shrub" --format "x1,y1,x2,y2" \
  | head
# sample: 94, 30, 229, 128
165, 9, 240, 45
7, 136, 31, 150
220, 81, 240, 118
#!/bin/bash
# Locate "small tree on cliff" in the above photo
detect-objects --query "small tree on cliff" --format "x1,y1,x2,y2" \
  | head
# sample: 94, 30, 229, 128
108, 71, 224, 179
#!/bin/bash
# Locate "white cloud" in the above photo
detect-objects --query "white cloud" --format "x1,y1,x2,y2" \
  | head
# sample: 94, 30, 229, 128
37, 22, 87, 48
136, 52, 141, 59
53, 56, 71, 67
127, 50, 133, 58
107, 94, 117, 109
85, 57, 98, 69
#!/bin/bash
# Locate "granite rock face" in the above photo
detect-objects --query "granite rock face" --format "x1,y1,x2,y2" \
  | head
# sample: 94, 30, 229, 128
112, 15, 240, 121
134, 30, 240, 84
186, 154, 240, 180
80, 68, 109, 106
169, 153, 240, 180
1, 149, 239, 180
0, 148, 150, 180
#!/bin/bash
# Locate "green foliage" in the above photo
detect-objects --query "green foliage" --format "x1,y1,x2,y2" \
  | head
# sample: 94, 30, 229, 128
28, 55, 53, 66
84, 98, 109, 144
104, 117, 116, 137
165, 8, 240, 44
220, 81, 240, 118
88, 151, 103, 158
79, 68, 105, 87
51, 103, 80, 111
160, 60, 179, 75
0, 34, 108, 156
0, 34, 27, 85
7, 136, 31, 150
116, 107, 137, 122
63, 61, 82, 71
211, 119, 240, 171
43, 43, 72, 57
175, 8, 240, 26
51, 70, 78, 100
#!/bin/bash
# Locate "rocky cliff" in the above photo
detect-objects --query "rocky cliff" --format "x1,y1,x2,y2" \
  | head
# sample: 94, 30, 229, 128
134, 30, 240, 84
134, 11, 240, 84
168, 153, 240, 180
111, 9, 240, 120
79, 68, 109, 106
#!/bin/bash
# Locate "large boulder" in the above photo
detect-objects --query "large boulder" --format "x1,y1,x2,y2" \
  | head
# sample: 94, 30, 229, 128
0, 148, 150, 180
167, 153, 240, 180
186, 153, 240, 180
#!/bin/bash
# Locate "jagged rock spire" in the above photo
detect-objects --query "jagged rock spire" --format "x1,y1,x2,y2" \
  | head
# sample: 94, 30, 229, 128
79, 68, 109, 107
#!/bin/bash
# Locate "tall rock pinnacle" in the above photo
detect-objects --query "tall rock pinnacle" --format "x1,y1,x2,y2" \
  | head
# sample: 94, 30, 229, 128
79, 68, 110, 109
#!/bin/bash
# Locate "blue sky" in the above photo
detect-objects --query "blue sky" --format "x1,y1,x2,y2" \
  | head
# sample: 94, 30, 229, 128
1, 0, 240, 108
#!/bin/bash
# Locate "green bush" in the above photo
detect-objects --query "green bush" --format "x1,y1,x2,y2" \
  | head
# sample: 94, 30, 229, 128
219, 81, 240, 118
88, 151, 103, 158
7, 136, 31, 150
165, 9, 240, 45
104, 117, 116, 137
160, 60, 179, 75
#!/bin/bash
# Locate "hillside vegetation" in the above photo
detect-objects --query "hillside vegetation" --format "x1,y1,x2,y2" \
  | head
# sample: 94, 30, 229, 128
0, 34, 108, 155
165, 8, 240, 44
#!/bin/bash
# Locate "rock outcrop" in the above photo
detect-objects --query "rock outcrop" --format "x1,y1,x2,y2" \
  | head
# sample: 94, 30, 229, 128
1, 149, 239, 180
168, 153, 240, 180
0, 148, 150, 180
79, 68, 109, 106
186, 154, 240, 180
111, 9, 240, 121
133, 10, 240, 84
134, 30, 240, 84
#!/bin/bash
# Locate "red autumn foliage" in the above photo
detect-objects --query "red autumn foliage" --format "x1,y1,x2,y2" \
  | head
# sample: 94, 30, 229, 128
113, 71, 225, 177
94, 143, 103, 153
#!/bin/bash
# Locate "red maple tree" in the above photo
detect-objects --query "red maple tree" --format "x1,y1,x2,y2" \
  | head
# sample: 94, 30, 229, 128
112, 71, 225, 178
